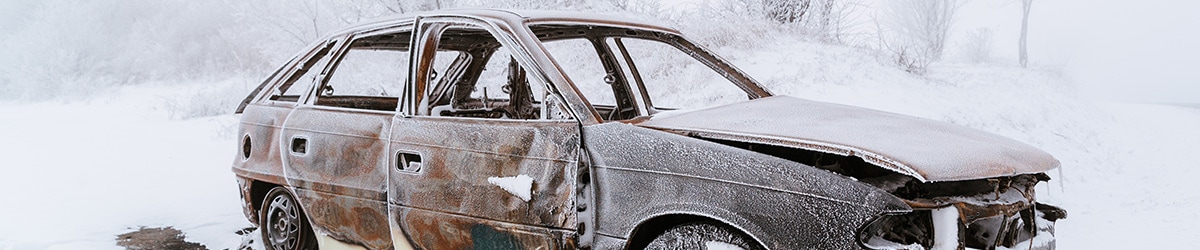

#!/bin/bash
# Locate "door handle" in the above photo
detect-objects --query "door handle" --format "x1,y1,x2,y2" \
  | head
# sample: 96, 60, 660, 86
396, 151, 422, 172
290, 136, 308, 155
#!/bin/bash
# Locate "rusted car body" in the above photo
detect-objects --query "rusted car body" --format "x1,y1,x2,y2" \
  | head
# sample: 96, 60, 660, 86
231, 9, 1065, 250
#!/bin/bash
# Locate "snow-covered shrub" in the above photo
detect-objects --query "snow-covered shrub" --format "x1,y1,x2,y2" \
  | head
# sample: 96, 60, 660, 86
160, 78, 255, 120
665, 5, 780, 49
607, 0, 662, 13
958, 28, 994, 64
698, 0, 864, 44
875, 0, 962, 74
0, 0, 841, 112
226, 0, 408, 62
0, 0, 266, 101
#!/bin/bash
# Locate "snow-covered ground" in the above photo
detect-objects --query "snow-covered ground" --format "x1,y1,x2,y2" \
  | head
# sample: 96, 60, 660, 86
1, 38, 1197, 249
0, 86, 250, 250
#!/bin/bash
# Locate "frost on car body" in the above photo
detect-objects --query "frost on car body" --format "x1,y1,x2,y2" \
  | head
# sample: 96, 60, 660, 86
230, 9, 1065, 250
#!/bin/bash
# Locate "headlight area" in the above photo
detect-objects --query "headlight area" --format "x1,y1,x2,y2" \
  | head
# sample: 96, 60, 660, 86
856, 174, 1068, 250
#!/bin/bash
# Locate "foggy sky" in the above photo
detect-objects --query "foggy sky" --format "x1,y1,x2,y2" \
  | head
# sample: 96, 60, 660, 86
659, 0, 1200, 104
4, 0, 1197, 103
959, 0, 1200, 104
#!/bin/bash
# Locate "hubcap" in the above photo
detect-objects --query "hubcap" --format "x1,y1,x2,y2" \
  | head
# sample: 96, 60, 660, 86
266, 195, 300, 250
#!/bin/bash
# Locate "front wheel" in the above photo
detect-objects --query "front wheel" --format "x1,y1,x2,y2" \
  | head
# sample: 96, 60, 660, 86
259, 187, 317, 250
645, 223, 764, 250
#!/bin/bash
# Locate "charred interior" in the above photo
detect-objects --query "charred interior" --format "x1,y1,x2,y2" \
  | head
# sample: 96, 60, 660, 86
700, 138, 1065, 249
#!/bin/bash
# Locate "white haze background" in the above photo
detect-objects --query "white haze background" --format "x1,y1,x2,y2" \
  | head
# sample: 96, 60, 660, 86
1, 0, 1198, 249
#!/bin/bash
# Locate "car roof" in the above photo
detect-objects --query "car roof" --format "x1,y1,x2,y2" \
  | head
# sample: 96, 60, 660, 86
327, 9, 681, 39
509, 9, 680, 34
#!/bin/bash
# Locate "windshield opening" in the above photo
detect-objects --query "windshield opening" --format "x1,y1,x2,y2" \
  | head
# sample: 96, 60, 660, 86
531, 25, 768, 121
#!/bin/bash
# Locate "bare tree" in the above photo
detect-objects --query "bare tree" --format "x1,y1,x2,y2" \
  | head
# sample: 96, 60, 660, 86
1019, 0, 1032, 67
763, 0, 812, 23
877, 0, 963, 73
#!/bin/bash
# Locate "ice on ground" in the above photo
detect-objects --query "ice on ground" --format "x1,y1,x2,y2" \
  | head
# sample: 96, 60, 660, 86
704, 241, 745, 250
487, 175, 535, 202
864, 237, 925, 250
0, 85, 250, 250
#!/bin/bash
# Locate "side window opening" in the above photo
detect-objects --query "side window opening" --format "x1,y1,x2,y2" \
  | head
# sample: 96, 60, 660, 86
418, 25, 571, 121
272, 41, 337, 102
605, 37, 749, 111
423, 50, 464, 107
236, 62, 288, 113
602, 38, 648, 119
535, 26, 759, 122
313, 32, 413, 111
541, 39, 611, 107
307, 31, 461, 112
541, 37, 642, 121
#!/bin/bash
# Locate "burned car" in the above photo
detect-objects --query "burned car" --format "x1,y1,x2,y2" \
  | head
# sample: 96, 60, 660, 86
231, 9, 1065, 250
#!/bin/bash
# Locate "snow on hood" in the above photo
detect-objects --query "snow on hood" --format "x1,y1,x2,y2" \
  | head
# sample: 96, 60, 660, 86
636, 96, 1060, 182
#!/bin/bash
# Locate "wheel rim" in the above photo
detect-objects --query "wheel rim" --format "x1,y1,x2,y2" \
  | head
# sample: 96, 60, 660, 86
646, 223, 760, 250
265, 194, 301, 250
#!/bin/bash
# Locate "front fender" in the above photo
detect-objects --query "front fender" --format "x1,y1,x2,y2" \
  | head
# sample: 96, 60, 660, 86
582, 123, 909, 249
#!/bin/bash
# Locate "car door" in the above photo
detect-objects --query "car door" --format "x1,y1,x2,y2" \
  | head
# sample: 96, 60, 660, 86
236, 38, 340, 187
385, 16, 582, 249
277, 30, 409, 249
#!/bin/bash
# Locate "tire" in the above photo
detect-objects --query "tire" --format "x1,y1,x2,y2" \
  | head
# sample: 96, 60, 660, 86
645, 223, 763, 250
260, 187, 318, 250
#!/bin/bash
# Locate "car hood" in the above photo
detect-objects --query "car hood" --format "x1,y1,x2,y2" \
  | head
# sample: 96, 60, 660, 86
635, 96, 1060, 182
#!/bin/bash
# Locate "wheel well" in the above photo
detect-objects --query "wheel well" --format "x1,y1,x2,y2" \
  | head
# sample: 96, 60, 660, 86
625, 214, 761, 249
249, 180, 278, 218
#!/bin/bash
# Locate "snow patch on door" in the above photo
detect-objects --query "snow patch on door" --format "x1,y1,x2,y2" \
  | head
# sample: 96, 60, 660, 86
487, 175, 534, 202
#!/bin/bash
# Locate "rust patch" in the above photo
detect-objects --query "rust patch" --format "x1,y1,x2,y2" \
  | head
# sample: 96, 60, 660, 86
386, 117, 580, 248
278, 107, 394, 249
393, 207, 565, 249
294, 189, 392, 250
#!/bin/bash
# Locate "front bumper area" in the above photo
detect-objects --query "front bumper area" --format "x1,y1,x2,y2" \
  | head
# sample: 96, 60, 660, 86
860, 202, 1065, 250
857, 174, 1067, 249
